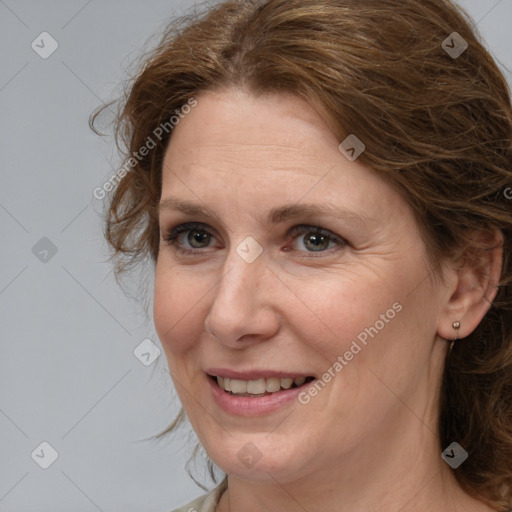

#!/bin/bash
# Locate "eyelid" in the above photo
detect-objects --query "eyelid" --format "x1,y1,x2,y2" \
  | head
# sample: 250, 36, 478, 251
287, 224, 345, 244
161, 221, 219, 244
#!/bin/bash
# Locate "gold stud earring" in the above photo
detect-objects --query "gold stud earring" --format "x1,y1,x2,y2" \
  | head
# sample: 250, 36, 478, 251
452, 321, 461, 330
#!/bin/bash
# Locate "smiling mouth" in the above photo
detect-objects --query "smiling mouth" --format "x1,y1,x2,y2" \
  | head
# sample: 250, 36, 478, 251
208, 374, 316, 397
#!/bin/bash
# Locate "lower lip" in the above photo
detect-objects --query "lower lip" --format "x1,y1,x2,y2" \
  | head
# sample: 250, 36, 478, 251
208, 376, 314, 415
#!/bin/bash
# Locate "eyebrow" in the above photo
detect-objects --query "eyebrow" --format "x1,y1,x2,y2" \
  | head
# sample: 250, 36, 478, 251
158, 197, 371, 226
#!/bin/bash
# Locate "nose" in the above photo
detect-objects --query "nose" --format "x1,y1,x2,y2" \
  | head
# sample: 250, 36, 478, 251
204, 247, 280, 347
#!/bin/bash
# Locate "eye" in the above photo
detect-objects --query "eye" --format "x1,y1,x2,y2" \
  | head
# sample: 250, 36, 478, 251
161, 222, 219, 256
287, 225, 346, 254
161, 222, 347, 258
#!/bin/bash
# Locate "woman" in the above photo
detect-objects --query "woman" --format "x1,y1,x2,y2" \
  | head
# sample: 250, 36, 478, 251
91, 0, 512, 510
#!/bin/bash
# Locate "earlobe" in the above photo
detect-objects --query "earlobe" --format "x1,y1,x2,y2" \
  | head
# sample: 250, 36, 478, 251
437, 229, 503, 341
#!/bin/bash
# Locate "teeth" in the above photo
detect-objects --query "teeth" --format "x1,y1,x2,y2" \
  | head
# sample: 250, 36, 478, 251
247, 378, 266, 394
215, 376, 311, 395
281, 378, 293, 389
229, 379, 247, 394
266, 377, 281, 392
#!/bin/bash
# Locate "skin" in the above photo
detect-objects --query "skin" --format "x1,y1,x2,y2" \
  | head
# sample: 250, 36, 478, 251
154, 87, 501, 512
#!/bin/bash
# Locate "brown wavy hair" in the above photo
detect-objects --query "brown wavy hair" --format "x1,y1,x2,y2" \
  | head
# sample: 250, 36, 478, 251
91, 0, 512, 508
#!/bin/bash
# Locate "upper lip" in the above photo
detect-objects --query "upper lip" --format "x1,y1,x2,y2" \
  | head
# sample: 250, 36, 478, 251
205, 368, 315, 380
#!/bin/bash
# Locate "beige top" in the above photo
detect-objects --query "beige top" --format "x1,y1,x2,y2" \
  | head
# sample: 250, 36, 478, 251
171, 478, 228, 512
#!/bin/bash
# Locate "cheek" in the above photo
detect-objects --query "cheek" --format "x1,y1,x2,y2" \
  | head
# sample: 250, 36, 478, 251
312, 271, 438, 402
291, 257, 435, 401
286, 269, 404, 361
153, 265, 206, 356
288, 282, 417, 436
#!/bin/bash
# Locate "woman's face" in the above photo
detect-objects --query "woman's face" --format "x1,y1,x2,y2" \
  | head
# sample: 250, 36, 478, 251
154, 88, 449, 484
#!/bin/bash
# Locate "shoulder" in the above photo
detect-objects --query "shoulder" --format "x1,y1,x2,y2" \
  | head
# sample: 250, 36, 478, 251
170, 478, 228, 512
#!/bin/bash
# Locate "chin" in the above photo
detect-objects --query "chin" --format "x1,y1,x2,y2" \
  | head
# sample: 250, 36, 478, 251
204, 434, 311, 483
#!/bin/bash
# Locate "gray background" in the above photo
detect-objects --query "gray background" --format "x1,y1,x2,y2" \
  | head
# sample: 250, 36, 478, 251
0, 1, 511, 511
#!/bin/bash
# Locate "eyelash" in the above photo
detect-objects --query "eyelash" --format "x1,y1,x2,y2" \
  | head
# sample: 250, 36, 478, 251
161, 221, 347, 257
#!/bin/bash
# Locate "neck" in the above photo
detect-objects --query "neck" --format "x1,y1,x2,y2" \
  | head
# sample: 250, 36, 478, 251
216, 417, 494, 512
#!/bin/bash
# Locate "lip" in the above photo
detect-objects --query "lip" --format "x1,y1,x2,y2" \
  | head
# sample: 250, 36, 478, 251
205, 368, 314, 380
206, 372, 316, 416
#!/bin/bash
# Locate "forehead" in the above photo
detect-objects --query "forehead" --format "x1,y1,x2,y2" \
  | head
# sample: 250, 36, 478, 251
163, 88, 340, 175
160, 88, 405, 223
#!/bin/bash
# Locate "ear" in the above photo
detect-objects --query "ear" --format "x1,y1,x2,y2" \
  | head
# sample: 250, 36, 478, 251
437, 229, 503, 340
